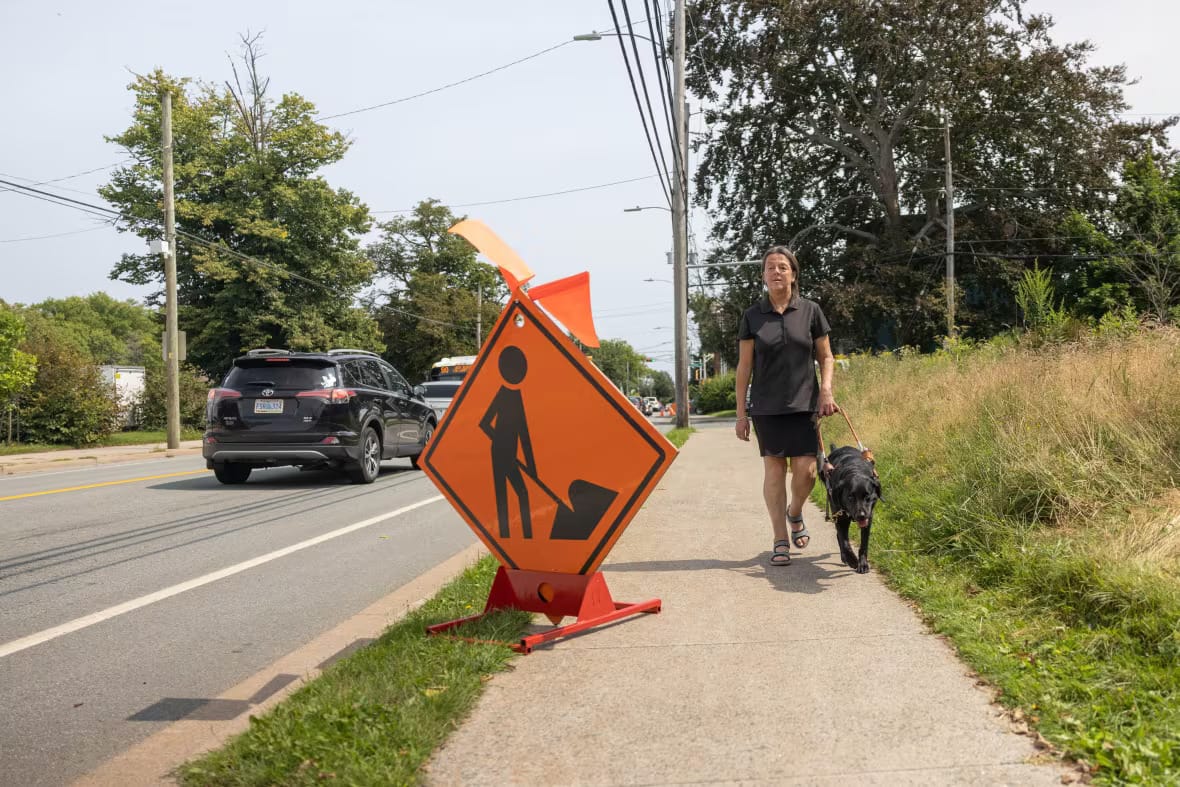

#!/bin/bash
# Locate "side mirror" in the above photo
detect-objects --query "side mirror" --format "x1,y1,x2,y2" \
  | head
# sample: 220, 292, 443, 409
413, 385, 426, 397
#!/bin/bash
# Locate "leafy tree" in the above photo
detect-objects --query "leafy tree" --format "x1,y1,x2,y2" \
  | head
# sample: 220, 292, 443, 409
135, 355, 209, 431
0, 306, 38, 442
585, 339, 651, 394
1062, 152, 1180, 322
29, 293, 158, 365
100, 34, 380, 379
648, 369, 674, 401
367, 200, 503, 381
18, 318, 118, 446
687, 0, 1174, 351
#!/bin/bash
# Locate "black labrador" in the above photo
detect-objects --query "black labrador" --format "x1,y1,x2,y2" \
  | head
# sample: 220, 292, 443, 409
821, 445, 883, 574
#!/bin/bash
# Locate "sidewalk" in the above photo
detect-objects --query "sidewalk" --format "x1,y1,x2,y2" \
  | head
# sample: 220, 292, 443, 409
426, 427, 1069, 785
0, 440, 203, 476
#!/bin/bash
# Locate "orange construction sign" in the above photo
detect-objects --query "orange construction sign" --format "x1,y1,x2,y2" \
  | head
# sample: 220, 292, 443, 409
420, 295, 677, 575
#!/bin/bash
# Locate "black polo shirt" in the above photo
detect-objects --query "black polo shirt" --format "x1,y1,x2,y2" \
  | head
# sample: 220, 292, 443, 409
738, 295, 831, 415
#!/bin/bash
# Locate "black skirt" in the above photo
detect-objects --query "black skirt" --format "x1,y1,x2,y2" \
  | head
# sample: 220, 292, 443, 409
751, 412, 819, 458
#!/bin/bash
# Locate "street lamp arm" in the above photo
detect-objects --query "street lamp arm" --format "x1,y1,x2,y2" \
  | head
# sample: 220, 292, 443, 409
573, 30, 654, 43
624, 205, 672, 213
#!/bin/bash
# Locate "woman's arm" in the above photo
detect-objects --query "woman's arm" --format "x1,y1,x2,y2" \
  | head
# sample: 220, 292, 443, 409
814, 335, 837, 417
735, 339, 754, 440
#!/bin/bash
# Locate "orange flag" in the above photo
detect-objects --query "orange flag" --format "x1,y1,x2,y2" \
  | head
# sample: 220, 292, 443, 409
448, 219, 534, 291
528, 271, 600, 348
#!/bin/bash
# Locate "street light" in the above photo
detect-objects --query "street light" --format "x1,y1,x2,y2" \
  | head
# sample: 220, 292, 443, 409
624, 205, 671, 213
573, 30, 654, 43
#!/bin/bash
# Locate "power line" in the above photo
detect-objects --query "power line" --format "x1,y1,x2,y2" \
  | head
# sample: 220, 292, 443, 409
316, 40, 575, 121
606, 0, 672, 206
0, 160, 131, 195
0, 225, 112, 244
372, 174, 658, 214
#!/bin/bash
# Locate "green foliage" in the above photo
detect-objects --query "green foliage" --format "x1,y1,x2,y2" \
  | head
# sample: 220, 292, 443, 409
175, 556, 529, 786
584, 338, 651, 394
28, 293, 158, 365
695, 371, 736, 413
18, 319, 118, 446
100, 35, 380, 378
0, 307, 38, 440
134, 354, 210, 431
1014, 263, 1070, 340
367, 201, 501, 381
687, 0, 1173, 352
648, 369, 675, 401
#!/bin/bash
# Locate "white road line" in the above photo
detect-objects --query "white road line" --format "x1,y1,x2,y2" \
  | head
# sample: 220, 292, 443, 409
0, 495, 445, 660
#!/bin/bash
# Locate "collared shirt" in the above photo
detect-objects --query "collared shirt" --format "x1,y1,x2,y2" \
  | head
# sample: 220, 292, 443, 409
738, 294, 831, 415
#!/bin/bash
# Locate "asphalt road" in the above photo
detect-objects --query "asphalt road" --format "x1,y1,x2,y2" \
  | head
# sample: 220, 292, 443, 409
0, 456, 474, 786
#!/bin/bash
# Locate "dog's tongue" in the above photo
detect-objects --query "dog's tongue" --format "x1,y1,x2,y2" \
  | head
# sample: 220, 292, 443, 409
856, 516, 869, 528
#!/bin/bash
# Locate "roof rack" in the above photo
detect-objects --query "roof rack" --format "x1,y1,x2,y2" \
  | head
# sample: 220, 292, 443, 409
245, 348, 291, 357
327, 348, 380, 357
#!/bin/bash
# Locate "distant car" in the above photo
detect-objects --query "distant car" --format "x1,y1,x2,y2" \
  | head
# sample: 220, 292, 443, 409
203, 348, 436, 485
642, 396, 660, 415
416, 380, 462, 421
628, 395, 644, 411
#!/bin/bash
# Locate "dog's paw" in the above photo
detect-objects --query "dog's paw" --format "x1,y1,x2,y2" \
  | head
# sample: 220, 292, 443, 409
841, 551, 860, 570
856, 557, 871, 574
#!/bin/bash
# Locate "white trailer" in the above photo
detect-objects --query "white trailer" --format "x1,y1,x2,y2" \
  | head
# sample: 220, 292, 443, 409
100, 365, 146, 428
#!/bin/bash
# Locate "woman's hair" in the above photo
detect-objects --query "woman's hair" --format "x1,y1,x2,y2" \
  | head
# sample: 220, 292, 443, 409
762, 245, 800, 298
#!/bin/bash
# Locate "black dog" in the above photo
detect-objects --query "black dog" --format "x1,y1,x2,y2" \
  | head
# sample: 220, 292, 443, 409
821, 445, 882, 574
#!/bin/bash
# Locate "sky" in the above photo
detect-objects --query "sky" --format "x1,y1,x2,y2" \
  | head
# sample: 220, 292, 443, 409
1, 1, 1177, 375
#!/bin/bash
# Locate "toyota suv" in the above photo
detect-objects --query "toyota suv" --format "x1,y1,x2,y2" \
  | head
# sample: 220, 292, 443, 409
203, 349, 436, 485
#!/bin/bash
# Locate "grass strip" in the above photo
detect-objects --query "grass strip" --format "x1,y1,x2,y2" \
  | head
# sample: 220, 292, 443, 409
0, 428, 203, 455
175, 556, 530, 786
665, 426, 694, 448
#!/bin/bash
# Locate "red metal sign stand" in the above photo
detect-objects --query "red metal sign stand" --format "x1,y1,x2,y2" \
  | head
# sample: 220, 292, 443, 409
426, 566, 661, 654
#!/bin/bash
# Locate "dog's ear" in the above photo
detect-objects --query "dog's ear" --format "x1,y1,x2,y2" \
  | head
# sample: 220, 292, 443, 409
873, 477, 884, 502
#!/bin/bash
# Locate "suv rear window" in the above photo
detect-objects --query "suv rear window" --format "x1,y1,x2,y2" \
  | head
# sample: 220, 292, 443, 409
421, 382, 461, 397
224, 361, 340, 390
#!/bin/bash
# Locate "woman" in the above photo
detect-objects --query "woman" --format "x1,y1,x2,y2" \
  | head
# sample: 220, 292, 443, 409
735, 246, 837, 566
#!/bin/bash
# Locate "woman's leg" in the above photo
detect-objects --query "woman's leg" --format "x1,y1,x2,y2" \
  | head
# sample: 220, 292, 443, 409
788, 455, 817, 547
762, 456, 789, 543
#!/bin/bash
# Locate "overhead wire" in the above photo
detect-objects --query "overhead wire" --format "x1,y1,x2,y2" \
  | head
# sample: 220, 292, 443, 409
606, 0, 672, 206
372, 173, 658, 214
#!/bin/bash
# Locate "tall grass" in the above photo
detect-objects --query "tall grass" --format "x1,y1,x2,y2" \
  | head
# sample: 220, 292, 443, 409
830, 328, 1180, 784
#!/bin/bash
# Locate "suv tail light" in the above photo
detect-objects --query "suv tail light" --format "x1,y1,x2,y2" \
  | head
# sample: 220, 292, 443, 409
296, 388, 355, 403
207, 388, 242, 403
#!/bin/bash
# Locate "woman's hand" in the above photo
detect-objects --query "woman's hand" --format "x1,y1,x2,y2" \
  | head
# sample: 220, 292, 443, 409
818, 389, 839, 418
735, 415, 751, 441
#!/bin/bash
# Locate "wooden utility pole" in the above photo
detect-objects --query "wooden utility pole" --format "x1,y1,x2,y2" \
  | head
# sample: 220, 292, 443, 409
161, 90, 180, 449
672, 0, 689, 428
944, 118, 955, 339
476, 283, 483, 349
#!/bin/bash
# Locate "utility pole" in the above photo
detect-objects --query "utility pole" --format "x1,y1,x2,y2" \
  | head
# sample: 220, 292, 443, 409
672, 0, 689, 428
161, 90, 180, 449
944, 117, 955, 339
476, 283, 483, 349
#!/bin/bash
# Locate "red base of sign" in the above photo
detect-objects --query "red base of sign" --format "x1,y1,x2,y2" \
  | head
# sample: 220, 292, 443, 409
426, 566, 661, 654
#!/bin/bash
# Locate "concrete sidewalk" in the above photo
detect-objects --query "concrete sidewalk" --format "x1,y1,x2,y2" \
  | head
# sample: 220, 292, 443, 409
426, 427, 1069, 785
0, 440, 203, 476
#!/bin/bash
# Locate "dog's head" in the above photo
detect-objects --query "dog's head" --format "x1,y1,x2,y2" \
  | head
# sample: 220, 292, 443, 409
826, 446, 883, 528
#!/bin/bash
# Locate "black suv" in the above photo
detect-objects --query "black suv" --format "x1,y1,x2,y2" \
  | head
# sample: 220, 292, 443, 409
203, 349, 436, 485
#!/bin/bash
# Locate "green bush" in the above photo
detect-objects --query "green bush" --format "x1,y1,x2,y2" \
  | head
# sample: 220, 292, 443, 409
695, 372, 736, 413
19, 331, 118, 446
134, 356, 210, 430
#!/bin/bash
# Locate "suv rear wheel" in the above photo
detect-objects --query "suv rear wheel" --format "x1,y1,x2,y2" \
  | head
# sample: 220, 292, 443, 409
410, 421, 435, 469
348, 427, 381, 484
213, 463, 252, 485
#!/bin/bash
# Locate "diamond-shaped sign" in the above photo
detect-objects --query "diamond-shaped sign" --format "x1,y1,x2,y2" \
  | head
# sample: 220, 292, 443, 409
421, 295, 677, 575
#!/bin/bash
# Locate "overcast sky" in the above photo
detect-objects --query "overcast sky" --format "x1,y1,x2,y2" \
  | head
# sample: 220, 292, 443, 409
1, 1, 1176, 374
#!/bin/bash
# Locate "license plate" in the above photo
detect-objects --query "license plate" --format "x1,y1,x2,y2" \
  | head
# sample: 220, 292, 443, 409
254, 399, 283, 414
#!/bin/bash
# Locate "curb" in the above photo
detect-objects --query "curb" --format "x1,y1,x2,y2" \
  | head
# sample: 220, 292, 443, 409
73, 541, 489, 787
0, 447, 204, 477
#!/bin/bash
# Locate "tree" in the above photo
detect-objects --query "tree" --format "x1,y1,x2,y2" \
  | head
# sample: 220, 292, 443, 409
585, 339, 651, 394
29, 293, 158, 365
0, 306, 38, 443
648, 369, 675, 401
687, 0, 1174, 350
1062, 152, 1180, 322
18, 317, 118, 446
367, 200, 503, 381
100, 34, 380, 379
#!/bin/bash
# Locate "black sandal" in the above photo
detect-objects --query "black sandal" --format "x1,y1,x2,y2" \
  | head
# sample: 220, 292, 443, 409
788, 513, 810, 549
770, 539, 791, 566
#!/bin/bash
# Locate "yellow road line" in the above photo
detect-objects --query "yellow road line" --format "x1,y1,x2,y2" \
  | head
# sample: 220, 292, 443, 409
0, 469, 208, 502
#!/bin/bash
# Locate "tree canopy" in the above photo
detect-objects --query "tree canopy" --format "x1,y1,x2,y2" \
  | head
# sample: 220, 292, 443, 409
687, 0, 1175, 355
100, 35, 380, 377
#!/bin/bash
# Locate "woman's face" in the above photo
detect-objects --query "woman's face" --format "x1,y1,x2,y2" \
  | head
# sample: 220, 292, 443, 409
763, 253, 794, 294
